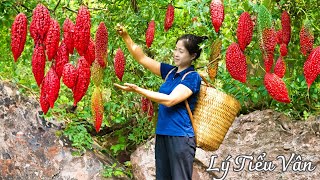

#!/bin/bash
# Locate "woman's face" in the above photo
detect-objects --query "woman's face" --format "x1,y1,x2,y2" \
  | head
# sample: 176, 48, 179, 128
173, 40, 194, 67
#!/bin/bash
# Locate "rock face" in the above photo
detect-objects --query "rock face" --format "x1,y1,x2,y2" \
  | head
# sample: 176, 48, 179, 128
0, 81, 109, 179
131, 110, 320, 179
1, 80, 320, 180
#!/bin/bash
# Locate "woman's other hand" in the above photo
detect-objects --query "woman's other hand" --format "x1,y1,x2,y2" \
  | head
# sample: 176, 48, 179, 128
114, 83, 139, 92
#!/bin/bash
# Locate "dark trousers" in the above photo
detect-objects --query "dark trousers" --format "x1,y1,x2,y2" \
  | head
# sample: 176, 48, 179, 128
155, 135, 196, 180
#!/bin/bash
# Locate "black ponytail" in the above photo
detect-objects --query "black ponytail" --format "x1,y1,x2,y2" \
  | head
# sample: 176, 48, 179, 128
176, 34, 208, 60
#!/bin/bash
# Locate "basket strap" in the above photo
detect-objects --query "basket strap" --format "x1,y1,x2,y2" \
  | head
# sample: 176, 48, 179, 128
181, 71, 194, 79
181, 71, 196, 120
182, 71, 197, 143
181, 70, 196, 114
184, 100, 197, 143
164, 68, 176, 81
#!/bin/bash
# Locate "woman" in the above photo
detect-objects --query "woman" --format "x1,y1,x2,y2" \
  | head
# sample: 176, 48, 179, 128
114, 25, 208, 180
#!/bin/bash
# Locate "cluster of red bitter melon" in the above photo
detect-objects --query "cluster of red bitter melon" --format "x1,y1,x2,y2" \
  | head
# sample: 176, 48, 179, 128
256, 6, 291, 103
221, 5, 292, 103
10, 4, 113, 132
90, 21, 109, 132
11, 2, 320, 129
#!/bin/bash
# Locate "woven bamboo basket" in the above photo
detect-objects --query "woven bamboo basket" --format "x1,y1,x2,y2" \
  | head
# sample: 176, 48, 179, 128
192, 83, 241, 151
167, 68, 241, 151
184, 74, 241, 151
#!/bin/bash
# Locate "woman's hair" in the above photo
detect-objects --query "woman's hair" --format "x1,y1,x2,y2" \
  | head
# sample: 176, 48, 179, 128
176, 34, 208, 60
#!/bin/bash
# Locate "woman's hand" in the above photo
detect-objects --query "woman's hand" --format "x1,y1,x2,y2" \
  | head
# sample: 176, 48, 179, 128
114, 83, 139, 92
115, 24, 128, 37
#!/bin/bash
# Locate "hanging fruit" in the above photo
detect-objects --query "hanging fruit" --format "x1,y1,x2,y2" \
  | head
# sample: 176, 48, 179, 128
164, 3, 174, 31
63, 18, 75, 54
146, 20, 155, 48
114, 48, 126, 81
30, 4, 51, 42
32, 45, 46, 87
84, 38, 96, 66
226, 43, 247, 83
274, 56, 286, 78
281, 11, 291, 45
263, 53, 274, 73
43, 68, 61, 108
303, 47, 320, 89
72, 57, 91, 106
74, 6, 91, 56
91, 61, 104, 87
236, 12, 254, 51
11, 13, 27, 62
40, 79, 50, 115
91, 87, 104, 132
207, 39, 222, 82
261, 28, 277, 55
257, 5, 272, 35
95, 22, 108, 68
264, 73, 290, 103
210, 0, 224, 33
62, 63, 78, 89
300, 25, 314, 56
53, 42, 69, 79
45, 19, 61, 61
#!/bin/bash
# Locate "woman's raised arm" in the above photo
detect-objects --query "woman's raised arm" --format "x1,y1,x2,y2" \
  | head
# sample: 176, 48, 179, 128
116, 25, 161, 76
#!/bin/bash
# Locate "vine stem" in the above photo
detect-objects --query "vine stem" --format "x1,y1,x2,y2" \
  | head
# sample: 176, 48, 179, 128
20, 4, 32, 12
87, 7, 109, 11
63, 6, 77, 13
52, 0, 61, 13
63, 6, 109, 13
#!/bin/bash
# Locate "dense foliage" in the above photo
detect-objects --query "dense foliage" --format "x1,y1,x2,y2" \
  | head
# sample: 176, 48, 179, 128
1, 0, 320, 177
